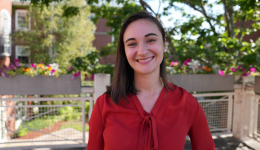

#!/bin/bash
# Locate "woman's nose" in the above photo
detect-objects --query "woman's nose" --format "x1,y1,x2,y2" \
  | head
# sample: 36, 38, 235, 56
137, 43, 148, 56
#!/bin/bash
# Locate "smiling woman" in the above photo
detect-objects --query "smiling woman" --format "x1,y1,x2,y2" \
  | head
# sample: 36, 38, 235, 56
87, 11, 215, 150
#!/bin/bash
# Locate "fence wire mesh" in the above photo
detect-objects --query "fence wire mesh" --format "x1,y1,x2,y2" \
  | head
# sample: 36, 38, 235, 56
193, 93, 233, 133
198, 100, 229, 132
0, 98, 89, 148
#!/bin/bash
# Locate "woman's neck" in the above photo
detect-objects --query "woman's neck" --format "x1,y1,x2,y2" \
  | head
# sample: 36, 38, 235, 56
134, 72, 163, 94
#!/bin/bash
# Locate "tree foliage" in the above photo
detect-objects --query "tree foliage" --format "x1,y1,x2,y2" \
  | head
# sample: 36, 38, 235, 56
20, 0, 260, 73
12, 0, 96, 70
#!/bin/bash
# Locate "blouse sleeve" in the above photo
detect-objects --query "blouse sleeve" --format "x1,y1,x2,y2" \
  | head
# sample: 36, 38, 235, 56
87, 97, 105, 150
188, 101, 216, 150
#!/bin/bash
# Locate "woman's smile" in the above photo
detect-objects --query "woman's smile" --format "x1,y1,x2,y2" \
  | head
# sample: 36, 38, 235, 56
136, 56, 154, 63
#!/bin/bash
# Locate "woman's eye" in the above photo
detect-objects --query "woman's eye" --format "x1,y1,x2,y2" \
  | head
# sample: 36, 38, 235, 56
127, 43, 137, 46
147, 39, 156, 43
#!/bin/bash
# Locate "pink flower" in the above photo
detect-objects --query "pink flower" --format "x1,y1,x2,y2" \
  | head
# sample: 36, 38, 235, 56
72, 72, 79, 80
183, 61, 188, 66
15, 62, 20, 67
70, 66, 73, 70
250, 68, 256, 73
242, 69, 246, 72
31, 63, 36, 68
219, 70, 224, 76
170, 61, 174, 66
14, 59, 19, 62
72, 70, 81, 80
230, 67, 236, 72
46, 65, 50, 67
9, 64, 15, 70
237, 65, 241, 70
1, 72, 5, 77
186, 58, 191, 62
248, 72, 251, 75
51, 69, 55, 75
242, 73, 248, 76
90, 74, 94, 80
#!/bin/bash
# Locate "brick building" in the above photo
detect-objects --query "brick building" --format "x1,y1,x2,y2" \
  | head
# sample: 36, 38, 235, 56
234, 20, 260, 42
0, 0, 115, 65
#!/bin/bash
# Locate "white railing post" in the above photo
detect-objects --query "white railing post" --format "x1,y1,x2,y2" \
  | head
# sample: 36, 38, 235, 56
82, 99, 86, 145
233, 88, 243, 140
233, 76, 256, 141
227, 94, 233, 132
94, 74, 111, 103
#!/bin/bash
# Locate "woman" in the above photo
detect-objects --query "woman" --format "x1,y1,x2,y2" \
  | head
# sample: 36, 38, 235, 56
87, 12, 215, 150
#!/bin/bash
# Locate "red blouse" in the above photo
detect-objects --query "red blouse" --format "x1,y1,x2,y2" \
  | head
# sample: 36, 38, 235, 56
87, 84, 215, 150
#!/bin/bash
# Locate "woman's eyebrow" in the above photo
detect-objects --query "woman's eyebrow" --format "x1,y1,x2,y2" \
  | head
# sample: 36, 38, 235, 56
145, 33, 158, 37
124, 33, 158, 43
125, 38, 135, 43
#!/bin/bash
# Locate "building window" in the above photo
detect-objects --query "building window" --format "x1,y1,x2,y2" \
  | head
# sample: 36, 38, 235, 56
15, 9, 30, 31
88, 13, 95, 20
15, 46, 30, 65
0, 9, 12, 56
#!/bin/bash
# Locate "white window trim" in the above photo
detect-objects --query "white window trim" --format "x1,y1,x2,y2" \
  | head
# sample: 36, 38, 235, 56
15, 9, 30, 31
15, 45, 30, 65
0, 9, 12, 56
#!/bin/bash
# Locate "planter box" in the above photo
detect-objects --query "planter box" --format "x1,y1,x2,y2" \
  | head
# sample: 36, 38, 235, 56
0, 75, 81, 95
255, 76, 260, 94
167, 74, 234, 92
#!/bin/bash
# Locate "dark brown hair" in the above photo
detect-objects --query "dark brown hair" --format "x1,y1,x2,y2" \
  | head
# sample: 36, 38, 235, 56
105, 11, 172, 104
0, 56, 6, 67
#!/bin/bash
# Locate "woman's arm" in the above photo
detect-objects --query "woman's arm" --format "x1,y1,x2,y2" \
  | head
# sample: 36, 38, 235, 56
188, 101, 216, 150
87, 97, 105, 150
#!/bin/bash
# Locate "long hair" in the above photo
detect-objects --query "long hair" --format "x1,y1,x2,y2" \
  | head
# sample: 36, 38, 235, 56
0, 57, 6, 67
105, 11, 172, 104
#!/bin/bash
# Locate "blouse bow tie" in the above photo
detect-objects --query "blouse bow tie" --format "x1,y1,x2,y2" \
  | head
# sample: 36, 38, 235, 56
137, 114, 158, 150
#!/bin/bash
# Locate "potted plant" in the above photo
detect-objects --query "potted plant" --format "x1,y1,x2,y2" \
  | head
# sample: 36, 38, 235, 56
166, 58, 259, 92
0, 60, 81, 95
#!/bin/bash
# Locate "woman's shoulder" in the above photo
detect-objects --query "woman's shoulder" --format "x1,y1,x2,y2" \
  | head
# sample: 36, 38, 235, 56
96, 93, 111, 105
167, 82, 199, 108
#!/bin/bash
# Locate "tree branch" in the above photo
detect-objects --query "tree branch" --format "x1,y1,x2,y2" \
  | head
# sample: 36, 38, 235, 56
157, 0, 161, 15
200, 0, 217, 35
182, 0, 221, 24
238, 15, 246, 41
222, 0, 234, 38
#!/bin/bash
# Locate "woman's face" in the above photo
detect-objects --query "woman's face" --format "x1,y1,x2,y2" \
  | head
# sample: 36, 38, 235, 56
123, 19, 166, 76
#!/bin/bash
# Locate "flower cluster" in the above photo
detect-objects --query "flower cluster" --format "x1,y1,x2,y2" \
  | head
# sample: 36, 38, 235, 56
219, 66, 259, 77
167, 58, 259, 76
167, 58, 213, 74
69, 66, 94, 80
0, 59, 60, 77
0, 59, 20, 77
23, 63, 59, 77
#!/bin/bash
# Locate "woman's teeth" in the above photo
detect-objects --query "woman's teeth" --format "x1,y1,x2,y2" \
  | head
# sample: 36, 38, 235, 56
138, 57, 153, 62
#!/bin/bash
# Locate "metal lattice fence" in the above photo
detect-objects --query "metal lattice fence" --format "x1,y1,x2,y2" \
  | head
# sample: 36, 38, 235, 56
0, 97, 93, 149
193, 93, 234, 133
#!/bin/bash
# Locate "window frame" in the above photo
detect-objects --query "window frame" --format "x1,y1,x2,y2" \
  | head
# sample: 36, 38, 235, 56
15, 9, 30, 31
15, 45, 30, 65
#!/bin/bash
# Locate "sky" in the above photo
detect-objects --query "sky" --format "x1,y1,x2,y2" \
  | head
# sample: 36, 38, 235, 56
143, 0, 225, 39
